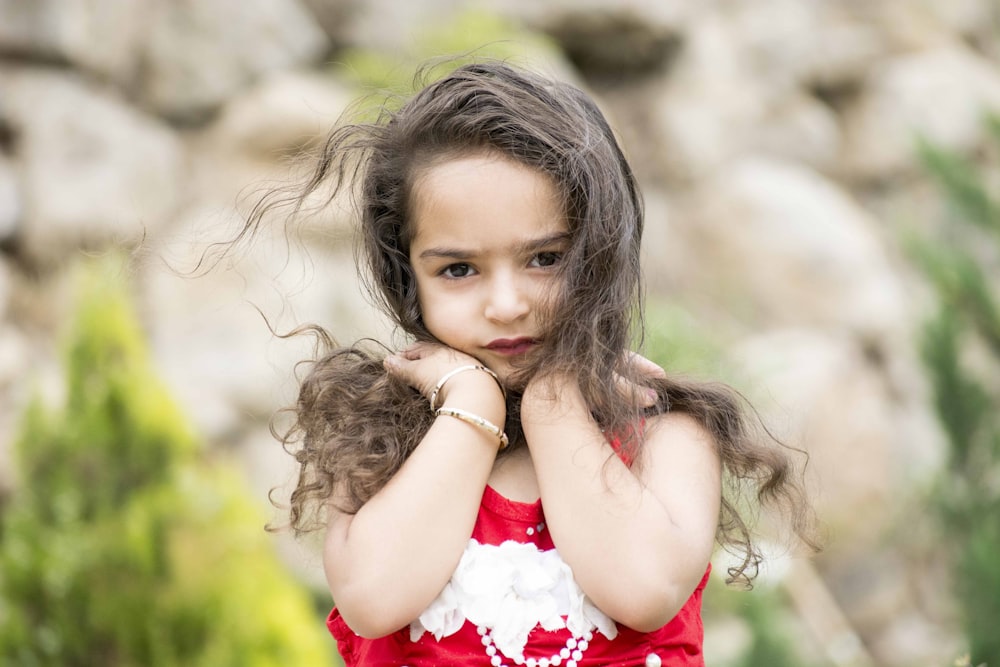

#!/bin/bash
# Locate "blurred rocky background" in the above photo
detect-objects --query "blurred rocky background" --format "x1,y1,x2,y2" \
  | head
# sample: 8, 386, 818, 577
2, 0, 999, 665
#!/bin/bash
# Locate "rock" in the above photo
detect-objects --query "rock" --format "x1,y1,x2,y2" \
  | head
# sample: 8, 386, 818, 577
672, 156, 908, 339
840, 43, 1000, 181
188, 70, 358, 249
207, 70, 354, 160
0, 0, 145, 83
138, 0, 329, 121
0, 0, 331, 120
522, 0, 691, 80
501, 0, 690, 30
638, 187, 681, 292
651, 3, 883, 178
732, 325, 948, 665
0, 259, 8, 321
920, 0, 998, 39
143, 208, 391, 440
297, 0, 359, 46
0, 154, 20, 242
652, 15, 769, 179
868, 0, 971, 52
731, 328, 940, 536
0, 67, 183, 268
750, 93, 842, 174
0, 322, 56, 495
722, 0, 889, 94
0, 321, 28, 391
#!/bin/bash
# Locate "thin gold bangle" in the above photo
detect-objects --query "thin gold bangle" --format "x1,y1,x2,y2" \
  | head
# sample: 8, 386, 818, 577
429, 365, 505, 411
435, 406, 509, 450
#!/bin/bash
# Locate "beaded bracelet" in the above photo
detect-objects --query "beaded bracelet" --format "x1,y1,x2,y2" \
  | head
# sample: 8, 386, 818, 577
435, 406, 509, 450
429, 364, 505, 411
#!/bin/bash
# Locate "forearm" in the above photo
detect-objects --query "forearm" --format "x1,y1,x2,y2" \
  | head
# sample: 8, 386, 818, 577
523, 379, 719, 630
325, 376, 505, 637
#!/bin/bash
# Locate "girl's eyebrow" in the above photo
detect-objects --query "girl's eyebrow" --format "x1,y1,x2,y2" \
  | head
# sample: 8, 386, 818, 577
416, 231, 571, 261
520, 231, 571, 253
416, 247, 473, 260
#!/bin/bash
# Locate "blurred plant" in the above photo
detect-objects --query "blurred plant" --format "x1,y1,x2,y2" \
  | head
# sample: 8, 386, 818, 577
702, 575, 820, 667
954, 653, 988, 667
732, 587, 809, 667
913, 116, 1000, 667
643, 300, 730, 379
0, 258, 335, 666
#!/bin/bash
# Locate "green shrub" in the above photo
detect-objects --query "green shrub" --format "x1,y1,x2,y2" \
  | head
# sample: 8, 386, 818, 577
914, 119, 1000, 666
0, 259, 334, 666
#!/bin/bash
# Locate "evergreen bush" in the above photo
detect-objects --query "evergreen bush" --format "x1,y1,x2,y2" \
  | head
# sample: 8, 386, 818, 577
0, 259, 334, 666
914, 118, 1000, 667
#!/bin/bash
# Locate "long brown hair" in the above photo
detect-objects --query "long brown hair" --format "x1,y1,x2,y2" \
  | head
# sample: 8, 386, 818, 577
261, 62, 816, 585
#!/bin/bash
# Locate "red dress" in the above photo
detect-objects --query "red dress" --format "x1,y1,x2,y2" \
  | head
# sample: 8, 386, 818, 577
327, 483, 710, 666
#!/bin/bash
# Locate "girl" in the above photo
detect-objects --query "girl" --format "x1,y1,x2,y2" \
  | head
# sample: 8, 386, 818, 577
268, 62, 814, 666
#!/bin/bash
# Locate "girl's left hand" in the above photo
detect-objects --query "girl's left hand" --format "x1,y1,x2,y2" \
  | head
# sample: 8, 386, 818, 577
523, 352, 666, 411
619, 351, 667, 408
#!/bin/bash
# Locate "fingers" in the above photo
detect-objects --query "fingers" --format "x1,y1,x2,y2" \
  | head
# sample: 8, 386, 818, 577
627, 351, 667, 379
614, 352, 665, 408
611, 373, 659, 408
394, 341, 434, 361
383, 342, 486, 401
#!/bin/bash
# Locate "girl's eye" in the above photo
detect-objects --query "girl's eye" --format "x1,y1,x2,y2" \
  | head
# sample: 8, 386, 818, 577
531, 251, 562, 268
441, 263, 474, 278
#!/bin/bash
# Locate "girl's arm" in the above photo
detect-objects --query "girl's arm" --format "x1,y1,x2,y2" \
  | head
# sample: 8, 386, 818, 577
521, 373, 721, 632
323, 343, 506, 638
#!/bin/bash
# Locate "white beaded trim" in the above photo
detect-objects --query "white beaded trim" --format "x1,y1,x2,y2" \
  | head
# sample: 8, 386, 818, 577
478, 625, 593, 667
410, 539, 618, 659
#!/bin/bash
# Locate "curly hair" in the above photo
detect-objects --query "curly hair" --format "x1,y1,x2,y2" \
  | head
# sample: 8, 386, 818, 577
257, 62, 816, 585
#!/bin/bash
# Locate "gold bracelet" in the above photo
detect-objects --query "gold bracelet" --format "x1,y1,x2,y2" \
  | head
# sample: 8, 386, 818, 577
435, 406, 509, 450
429, 365, 505, 411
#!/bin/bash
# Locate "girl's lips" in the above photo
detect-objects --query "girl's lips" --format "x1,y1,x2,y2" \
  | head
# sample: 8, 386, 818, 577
486, 337, 537, 356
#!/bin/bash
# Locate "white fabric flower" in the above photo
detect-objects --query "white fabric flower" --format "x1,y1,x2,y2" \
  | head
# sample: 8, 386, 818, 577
410, 539, 618, 662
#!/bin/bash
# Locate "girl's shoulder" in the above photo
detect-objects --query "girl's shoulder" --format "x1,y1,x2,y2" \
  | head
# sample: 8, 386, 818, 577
609, 409, 717, 469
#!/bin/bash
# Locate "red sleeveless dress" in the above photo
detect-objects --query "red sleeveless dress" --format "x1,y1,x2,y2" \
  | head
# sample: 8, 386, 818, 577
327, 482, 710, 666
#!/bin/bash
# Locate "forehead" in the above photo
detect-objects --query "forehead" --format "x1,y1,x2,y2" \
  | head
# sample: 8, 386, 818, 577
408, 153, 567, 248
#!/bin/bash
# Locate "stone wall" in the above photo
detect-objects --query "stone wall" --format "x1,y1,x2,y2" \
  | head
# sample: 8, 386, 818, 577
3, 1, 998, 665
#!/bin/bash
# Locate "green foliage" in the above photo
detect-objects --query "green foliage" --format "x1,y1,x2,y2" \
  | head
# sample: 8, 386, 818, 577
734, 590, 808, 667
0, 258, 333, 667
914, 118, 1000, 666
702, 577, 820, 667
643, 300, 729, 378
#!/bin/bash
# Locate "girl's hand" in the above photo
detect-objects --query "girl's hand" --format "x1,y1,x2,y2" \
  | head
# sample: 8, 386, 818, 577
523, 351, 666, 414
598, 352, 667, 409
621, 351, 667, 408
626, 351, 668, 381
384, 342, 479, 400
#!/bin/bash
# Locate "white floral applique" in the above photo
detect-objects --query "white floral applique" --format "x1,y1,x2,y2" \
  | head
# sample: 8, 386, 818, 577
410, 539, 618, 663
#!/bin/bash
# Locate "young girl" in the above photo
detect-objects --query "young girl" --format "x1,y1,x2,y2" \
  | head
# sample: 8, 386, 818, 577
267, 62, 814, 666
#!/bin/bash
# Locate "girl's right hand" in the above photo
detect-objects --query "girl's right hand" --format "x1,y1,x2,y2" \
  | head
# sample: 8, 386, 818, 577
384, 342, 497, 407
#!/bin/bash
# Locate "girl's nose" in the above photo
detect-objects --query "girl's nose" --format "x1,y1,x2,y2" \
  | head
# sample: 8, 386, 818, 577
484, 275, 530, 323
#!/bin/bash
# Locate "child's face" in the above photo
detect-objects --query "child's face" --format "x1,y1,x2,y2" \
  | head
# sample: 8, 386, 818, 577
408, 153, 568, 381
